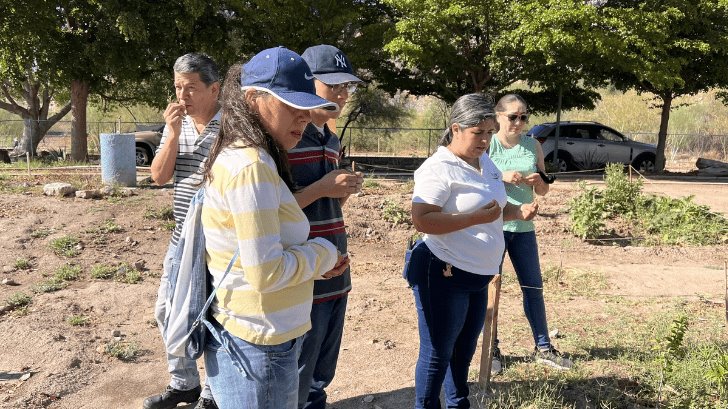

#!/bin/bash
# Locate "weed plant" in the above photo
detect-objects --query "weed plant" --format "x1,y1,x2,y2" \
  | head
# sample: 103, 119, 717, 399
49, 235, 81, 257
4, 292, 31, 309
568, 166, 728, 244
30, 228, 53, 239
13, 258, 31, 270
144, 206, 174, 221
90, 264, 117, 279
67, 315, 90, 326
382, 199, 411, 226
104, 340, 140, 361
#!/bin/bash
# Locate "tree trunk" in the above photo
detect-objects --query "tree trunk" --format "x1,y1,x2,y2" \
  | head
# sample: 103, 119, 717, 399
70, 79, 90, 161
656, 93, 672, 172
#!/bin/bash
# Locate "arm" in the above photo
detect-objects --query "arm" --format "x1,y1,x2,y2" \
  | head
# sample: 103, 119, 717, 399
151, 103, 186, 185
227, 162, 338, 293
522, 143, 550, 196
293, 169, 361, 208
502, 202, 538, 222
411, 201, 501, 235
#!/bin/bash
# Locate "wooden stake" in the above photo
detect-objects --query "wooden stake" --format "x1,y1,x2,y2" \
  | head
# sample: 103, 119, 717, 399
479, 274, 502, 390
26, 152, 30, 177
352, 161, 356, 173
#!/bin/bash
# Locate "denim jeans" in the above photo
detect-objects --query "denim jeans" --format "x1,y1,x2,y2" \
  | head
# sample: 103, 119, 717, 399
204, 319, 302, 409
297, 295, 348, 409
155, 242, 212, 398
407, 242, 492, 409
500, 230, 551, 349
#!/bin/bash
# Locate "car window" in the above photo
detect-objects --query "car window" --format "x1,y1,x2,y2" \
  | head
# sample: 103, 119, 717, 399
572, 127, 592, 139
598, 128, 624, 142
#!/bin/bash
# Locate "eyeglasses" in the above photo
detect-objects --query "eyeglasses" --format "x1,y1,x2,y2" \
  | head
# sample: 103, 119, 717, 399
328, 82, 358, 94
504, 113, 529, 123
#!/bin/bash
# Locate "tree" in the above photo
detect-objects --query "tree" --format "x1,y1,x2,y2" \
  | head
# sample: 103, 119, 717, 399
602, 0, 728, 170
0, 2, 72, 156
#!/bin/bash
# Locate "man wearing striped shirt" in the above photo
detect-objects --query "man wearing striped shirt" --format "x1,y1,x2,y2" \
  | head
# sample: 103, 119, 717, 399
291, 45, 364, 409
144, 53, 220, 409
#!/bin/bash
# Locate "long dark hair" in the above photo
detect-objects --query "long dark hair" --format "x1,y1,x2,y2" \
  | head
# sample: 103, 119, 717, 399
439, 93, 496, 146
202, 62, 295, 191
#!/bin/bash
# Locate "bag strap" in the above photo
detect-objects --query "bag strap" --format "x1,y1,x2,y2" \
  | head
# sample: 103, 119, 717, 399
194, 248, 239, 323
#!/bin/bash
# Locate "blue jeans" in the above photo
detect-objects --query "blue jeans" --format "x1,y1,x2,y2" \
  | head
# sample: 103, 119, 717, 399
499, 230, 551, 349
204, 319, 302, 409
155, 243, 212, 398
407, 243, 492, 409
297, 295, 348, 409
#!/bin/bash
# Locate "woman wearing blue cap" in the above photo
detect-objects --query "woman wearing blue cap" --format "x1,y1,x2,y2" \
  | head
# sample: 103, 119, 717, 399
199, 47, 348, 409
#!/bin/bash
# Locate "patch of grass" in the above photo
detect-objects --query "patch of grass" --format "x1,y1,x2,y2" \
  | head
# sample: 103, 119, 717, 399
104, 340, 140, 361
30, 228, 53, 239
33, 277, 67, 293
381, 199, 411, 226
54, 264, 82, 281
13, 257, 32, 270
90, 264, 117, 279
160, 221, 176, 231
362, 178, 381, 189
116, 263, 142, 284
87, 219, 123, 234
49, 235, 81, 257
144, 206, 174, 221
4, 292, 32, 310
67, 315, 90, 326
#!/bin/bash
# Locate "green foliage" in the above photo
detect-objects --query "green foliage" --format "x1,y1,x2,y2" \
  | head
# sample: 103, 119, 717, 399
90, 264, 117, 280
67, 315, 90, 326
706, 353, 728, 395
144, 206, 174, 221
381, 199, 411, 226
30, 228, 53, 239
104, 340, 140, 361
54, 264, 82, 281
602, 163, 643, 218
653, 315, 689, 373
13, 258, 31, 270
49, 235, 81, 258
32, 277, 67, 294
568, 181, 605, 239
33, 264, 81, 293
116, 263, 142, 284
88, 219, 123, 234
568, 167, 728, 244
4, 292, 32, 310
362, 178, 381, 189
637, 195, 728, 246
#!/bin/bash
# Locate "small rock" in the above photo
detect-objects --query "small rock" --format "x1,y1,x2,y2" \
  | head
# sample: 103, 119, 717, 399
125, 237, 132, 243
74, 243, 84, 251
363, 395, 375, 403
75, 189, 101, 199
133, 260, 146, 271
69, 358, 81, 368
2, 265, 14, 273
112, 329, 122, 337
100, 186, 115, 196
549, 329, 560, 339
19, 373, 31, 381
1, 278, 19, 286
43, 183, 76, 197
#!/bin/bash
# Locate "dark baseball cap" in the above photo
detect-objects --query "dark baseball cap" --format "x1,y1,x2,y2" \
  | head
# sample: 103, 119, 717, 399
301, 45, 363, 85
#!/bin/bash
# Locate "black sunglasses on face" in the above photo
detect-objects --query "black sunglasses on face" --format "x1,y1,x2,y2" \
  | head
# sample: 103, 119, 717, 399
505, 113, 529, 122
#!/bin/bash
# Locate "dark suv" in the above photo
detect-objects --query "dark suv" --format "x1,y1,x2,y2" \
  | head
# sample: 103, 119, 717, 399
527, 121, 657, 172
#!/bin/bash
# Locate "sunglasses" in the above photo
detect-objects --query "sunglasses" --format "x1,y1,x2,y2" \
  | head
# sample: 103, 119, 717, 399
327, 82, 358, 94
504, 113, 529, 122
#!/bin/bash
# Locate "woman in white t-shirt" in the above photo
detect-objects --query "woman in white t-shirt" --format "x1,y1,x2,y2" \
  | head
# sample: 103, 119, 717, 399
407, 93, 537, 409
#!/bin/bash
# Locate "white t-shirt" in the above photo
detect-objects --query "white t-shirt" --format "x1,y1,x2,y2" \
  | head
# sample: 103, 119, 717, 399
412, 146, 507, 275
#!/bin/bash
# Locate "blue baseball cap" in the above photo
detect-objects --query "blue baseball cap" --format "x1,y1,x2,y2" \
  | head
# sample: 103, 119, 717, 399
241, 47, 338, 111
301, 45, 362, 85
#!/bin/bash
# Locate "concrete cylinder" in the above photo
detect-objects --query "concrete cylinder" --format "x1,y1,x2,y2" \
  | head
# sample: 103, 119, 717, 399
100, 133, 136, 187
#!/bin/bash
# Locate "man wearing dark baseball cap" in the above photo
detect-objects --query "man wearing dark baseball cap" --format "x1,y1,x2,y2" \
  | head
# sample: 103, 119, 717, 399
288, 44, 364, 409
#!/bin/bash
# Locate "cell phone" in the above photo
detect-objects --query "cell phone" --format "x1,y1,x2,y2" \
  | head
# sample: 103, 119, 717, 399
537, 170, 556, 184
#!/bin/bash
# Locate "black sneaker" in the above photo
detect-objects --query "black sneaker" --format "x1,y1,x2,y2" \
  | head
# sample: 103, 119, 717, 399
533, 346, 573, 370
490, 346, 503, 375
194, 397, 218, 409
143, 385, 202, 409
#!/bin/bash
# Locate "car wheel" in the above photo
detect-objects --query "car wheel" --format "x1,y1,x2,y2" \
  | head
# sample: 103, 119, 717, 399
632, 154, 656, 173
135, 145, 153, 166
545, 151, 572, 172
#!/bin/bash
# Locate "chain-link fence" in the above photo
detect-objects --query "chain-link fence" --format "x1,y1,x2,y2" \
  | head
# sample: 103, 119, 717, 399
342, 126, 728, 161
0, 120, 163, 156
1, 120, 727, 162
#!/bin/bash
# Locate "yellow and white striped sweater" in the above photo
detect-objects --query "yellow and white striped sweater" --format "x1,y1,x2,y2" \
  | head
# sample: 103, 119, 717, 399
202, 145, 338, 345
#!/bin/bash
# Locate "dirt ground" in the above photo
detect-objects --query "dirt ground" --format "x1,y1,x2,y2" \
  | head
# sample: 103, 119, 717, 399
0, 173, 726, 409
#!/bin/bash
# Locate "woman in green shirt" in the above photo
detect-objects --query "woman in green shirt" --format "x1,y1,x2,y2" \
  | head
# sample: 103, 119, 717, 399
488, 94, 573, 375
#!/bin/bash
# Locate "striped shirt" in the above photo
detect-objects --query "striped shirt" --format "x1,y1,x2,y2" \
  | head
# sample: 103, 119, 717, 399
288, 123, 351, 302
202, 144, 338, 345
157, 111, 221, 246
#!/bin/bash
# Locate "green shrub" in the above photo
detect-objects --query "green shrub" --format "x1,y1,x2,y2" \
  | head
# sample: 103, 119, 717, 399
382, 199, 411, 226
33, 277, 67, 293
68, 315, 90, 326
5, 292, 32, 309
104, 340, 140, 361
13, 258, 31, 270
638, 195, 728, 245
568, 182, 606, 239
116, 263, 142, 284
602, 163, 643, 218
49, 235, 81, 257
54, 264, 82, 281
144, 206, 174, 221
90, 264, 117, 279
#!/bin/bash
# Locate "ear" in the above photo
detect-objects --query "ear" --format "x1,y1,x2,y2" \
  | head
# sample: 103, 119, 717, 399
210, 82, 221, 98
244, 89, 258, 108
451, 123, 461, 136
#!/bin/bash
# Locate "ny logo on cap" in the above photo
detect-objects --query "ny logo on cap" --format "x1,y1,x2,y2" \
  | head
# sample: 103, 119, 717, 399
334, 53, 347, 68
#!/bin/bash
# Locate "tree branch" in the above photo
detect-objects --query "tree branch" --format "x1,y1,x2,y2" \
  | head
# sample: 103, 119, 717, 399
0, 81, 29, 117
